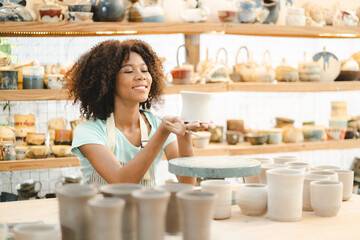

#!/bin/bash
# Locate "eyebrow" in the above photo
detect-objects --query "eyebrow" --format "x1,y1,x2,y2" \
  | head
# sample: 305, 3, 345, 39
121, 63, 147, 68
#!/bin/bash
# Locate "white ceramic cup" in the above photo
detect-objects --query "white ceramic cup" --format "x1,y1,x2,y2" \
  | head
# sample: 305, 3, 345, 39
180, 91, 212, 123
13, 223, 60, 240
200, 180, 232, 220
310, 180, 343, 217
259, 163, 289, 184
273, 155, 298, 164
244, 157, 272, 183
236, 183, 267, 216
307, 170, 338, 181
303, 174, 331, 211
330, 169, 354, 201
285, 161, 311, 171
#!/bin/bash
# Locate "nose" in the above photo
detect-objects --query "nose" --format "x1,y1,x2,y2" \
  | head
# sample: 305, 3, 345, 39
135, 70, 146, 80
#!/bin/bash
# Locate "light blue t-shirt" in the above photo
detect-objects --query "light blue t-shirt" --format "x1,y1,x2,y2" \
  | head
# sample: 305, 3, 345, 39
71, 111, 176, 183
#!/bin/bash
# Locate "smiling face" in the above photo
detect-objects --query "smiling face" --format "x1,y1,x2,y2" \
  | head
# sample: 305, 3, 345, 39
115, 51, 152, 106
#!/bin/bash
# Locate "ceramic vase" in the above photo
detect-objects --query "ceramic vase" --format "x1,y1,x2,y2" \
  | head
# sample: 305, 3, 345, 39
244, 157, 272, 183
56, 184, 97, 240
273, 155, 298, 164
303, 174, 330, 211
132, 189, 170, 240
307, 170, 338, 181
88, 196, 125, 240
157, 183, 194, 235
100, 183, 143, 240
236, 183, 267, 216
176, 190, 216, 240
200, 180, 232, 220
310, 180, 343, 217
259, 163, 288, 184
180, 91, 212, 123
267, 168, 305, 222
13, 223, 60, 240
331, 170, 354, 201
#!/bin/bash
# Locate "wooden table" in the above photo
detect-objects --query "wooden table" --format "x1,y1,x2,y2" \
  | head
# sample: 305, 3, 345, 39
1, 195, 360, 240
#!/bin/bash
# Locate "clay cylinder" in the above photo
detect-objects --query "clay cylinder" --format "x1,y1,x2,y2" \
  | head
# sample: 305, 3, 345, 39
100, 183, 143, 240
244, 157, 272, 183
157, 183, 193, 235
330, 169, 354, 201
56, 184, 97, 240
303, 174, 330, 211
132, 189, 170, 240
267, 169, 305, 222
176, 190, 216, 240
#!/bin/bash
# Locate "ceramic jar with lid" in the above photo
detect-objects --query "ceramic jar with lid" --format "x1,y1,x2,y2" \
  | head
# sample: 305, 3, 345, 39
22, 66, 44, 89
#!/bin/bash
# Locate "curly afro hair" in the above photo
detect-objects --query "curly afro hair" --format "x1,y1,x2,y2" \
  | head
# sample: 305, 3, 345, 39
66, 39, 165, 120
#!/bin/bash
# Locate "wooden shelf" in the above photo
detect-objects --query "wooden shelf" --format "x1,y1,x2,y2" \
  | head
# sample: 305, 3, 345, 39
1, 139, 359, 171
1, 81, 360, 101
0, 156, 79, 172
1, 22, 360, 38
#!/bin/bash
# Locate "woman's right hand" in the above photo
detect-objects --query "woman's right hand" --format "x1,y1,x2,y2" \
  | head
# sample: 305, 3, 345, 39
160, 115, 187, 136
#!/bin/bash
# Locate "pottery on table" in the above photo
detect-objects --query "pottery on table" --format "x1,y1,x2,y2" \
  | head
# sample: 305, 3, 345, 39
66, 12, 93, 22
25, 132, 46, 145
326, 126, 346, 140
88, 196, 125, 240
236, 1, 256, 23
244, 157, 272, 183
226, 130, 242, 145
244, 133, 268, 145
330, 169, 354, 201
100, 183, 143, 240
51, 145, 71, 157
259, 163, 288, 184
13, 223, 60, 240
282, 127, 303, 143
67, 3, 92, 12
226, 119, 244, 132
310, 180, 343, 217
157, 183, 193, 235
0, 142, 16, 161
56, 184, 97, 240
275, 58, 299, 82
267, 168, 305, 222
302, 125, 324, 142
302, 174, 330, 211
208, 126, 223, 143
26, 146, 50, 159
236, 183, 267, 216
38, 6, 65, 22
312, 165, 341, 171
16, 179, 42, 200
263, 128, 283, 144
312, 47, 341, 82
307, 170, 338, 181
273, 155, 298, 164
298, 60, 321, 82
201, 180, 232, 220
15, 145, 28, 160
285, 161, 311, 172
180, 91, 212, 123
171, 69, 191, 84
218, 10, 237, 22
176, 190, 216, 240
132, 189, 170, 240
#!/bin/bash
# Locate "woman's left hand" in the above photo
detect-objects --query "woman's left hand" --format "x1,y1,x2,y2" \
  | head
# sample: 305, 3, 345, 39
185, 120, 215, 132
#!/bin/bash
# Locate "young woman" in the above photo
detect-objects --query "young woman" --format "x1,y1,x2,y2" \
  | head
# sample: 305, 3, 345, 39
67, 39, 211, 189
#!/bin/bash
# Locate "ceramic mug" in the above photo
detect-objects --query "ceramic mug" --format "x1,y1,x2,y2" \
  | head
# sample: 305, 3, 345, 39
39, 7, 65, 22
0, 142, 16, 161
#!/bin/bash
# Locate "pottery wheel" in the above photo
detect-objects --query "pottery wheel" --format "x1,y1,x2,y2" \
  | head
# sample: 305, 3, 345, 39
169, 156, 261, 178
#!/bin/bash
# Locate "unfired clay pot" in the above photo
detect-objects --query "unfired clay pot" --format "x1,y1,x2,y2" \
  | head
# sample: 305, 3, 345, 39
330, 169, 354, 201
285, 161, 311, 172
176, 190, 216, 240
307, 170, 338, 181
180, 91, 212, 123
303, 174, 330, 211
132, 189, 170, 240
244, 157, 272, 183
88, 196, 125, 240
200, 180, 232, 220
310, 180, 343, 217
236, 183, 267, 216
157, 183, 194, 235
260, 163, 288, 184
267, 168, 305, 222
13, 223, 60, 240
312, 165, 341, 171
100, 183, 143, 240
56, 184, 97, 240
273, 155, 298, 164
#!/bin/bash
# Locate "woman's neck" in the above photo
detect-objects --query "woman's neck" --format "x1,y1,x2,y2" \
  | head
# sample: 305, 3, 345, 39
113, 102, 140, 130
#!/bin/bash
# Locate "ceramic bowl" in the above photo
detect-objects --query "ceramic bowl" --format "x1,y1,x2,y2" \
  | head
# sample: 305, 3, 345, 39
65, 12, 93, 22
26, 146, 50, 159
326, 127, 346, 140
218, 10, 237, 23
245, 133, 268, 145
51, 145, 71, 157
335, 70, 360, 81
302, 125, 324, 142
262, 128, 283, 144
282, 127, 303, 143
67, 3, 92, 12
192, 131, 211, 148
171, 69, 191, 85
25, 132, 46, 145
226, 130, 242, 145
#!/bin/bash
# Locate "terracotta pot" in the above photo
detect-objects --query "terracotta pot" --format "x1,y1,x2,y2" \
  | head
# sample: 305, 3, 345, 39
100, 183, 143, 240
176, 190, 216, 240
267, 168, 305, 222
88, 197, 125, 240
56, 184, 97, 240
157, 183, 194, 235
132, 189, 170, 240
236, 183, 267, 216
200, 180, 232, 220
310, 180, 343, 217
